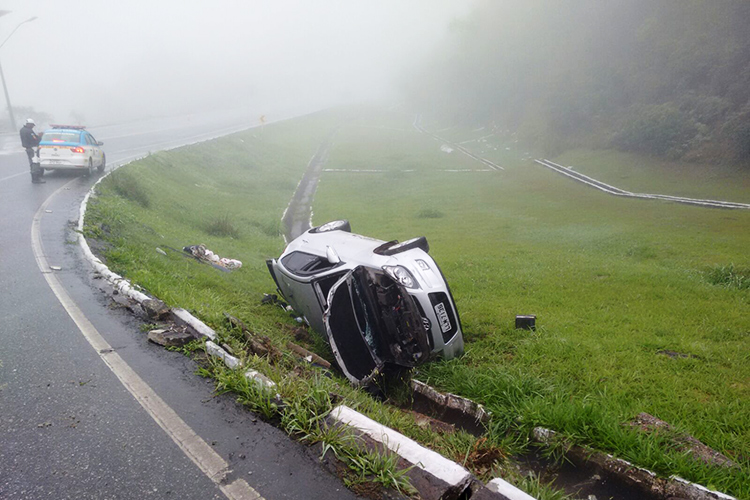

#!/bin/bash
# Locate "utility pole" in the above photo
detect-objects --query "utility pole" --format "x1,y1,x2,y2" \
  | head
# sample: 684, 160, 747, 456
0, 15, 38, 131
0, 60, 15, 130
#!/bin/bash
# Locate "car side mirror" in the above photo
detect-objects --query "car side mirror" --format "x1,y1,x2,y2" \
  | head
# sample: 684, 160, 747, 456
97, 141, 104, 146
326, 246, 341, 265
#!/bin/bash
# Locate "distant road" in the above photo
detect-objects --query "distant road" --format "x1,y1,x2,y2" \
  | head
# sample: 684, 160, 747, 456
0, 111, 359, 500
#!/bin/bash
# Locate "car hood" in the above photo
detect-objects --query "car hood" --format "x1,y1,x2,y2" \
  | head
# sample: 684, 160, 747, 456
324, 266, 431, 385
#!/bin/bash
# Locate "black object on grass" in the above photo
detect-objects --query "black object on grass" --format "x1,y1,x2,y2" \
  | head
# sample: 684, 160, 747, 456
515, 315, 536, 330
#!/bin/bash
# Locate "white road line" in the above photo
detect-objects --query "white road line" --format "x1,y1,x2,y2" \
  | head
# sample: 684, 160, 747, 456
31, 180, 264, 500
0, 171, 26, 183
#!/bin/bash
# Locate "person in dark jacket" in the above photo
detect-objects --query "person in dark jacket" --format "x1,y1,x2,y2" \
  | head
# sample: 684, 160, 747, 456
20, 118, 43, 183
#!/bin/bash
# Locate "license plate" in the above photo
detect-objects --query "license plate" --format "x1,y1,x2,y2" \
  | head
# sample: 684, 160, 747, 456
434, 303, 451, 333
49, 160, 63, 164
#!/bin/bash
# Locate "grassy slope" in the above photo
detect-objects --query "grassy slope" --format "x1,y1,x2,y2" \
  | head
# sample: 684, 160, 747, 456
314, 112, 750, 495
86, 107, 749, 497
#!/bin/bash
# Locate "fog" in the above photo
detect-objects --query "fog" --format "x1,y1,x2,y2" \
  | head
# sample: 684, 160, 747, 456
0, 1, 474, 126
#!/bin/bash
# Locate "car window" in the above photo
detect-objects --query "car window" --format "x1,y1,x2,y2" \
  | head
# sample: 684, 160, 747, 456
281, 251, 340, 276
42, 131, 80, 143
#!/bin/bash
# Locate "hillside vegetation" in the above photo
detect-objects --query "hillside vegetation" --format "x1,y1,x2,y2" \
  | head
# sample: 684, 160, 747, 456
409, 0, 750, 165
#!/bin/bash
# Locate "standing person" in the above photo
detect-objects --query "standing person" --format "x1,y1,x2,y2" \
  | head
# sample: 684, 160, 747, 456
19, 118, 44, 183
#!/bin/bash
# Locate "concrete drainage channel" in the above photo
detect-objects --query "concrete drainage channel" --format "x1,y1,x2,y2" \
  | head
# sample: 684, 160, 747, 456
78, 154, 739, 500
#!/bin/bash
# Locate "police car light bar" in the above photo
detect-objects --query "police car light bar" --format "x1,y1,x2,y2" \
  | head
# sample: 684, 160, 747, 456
50, 124, 86, 130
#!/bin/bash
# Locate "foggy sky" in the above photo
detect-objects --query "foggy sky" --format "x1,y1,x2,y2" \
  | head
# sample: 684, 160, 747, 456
0, 1, 474, 126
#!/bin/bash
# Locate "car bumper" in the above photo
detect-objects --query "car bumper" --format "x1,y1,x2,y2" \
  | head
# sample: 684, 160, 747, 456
412, 290, 464, 360
39, 159, 89, 170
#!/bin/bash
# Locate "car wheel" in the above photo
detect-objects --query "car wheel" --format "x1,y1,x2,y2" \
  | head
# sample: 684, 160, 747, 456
310, 219, 351, 233
87, 158, 94, 176
377, 236, 429, 255
97, 154, 106, 173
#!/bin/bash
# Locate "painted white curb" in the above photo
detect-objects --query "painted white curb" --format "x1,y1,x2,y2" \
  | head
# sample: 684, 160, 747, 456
77, 163, 150, 304
206, 341, 241, 370
330, 405, 472, 488
172, 308, 217, 341
486, 478, 536, 500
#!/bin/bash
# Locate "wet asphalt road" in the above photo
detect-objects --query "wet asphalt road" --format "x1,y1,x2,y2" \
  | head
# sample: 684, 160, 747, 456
0, 113, 360, 500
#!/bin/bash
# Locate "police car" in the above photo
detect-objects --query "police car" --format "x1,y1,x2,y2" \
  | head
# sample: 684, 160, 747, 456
38, 125, 106, 174
267, 220, 464, 385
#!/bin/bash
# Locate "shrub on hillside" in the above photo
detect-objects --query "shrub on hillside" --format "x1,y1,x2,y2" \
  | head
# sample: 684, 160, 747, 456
612, 103, 699, 158
722, 105, 750, 163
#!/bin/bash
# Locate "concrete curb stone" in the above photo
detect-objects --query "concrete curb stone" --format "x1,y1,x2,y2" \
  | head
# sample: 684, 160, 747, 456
532, 427, 737, 500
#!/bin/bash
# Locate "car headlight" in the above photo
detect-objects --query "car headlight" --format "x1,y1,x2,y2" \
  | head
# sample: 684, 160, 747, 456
383, 265, 420, 289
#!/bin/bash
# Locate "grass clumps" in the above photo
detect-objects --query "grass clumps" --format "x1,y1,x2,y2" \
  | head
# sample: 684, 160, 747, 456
705, 263, 750, 290
206, 215, 240, 239
416, 208, 445, 219
209, 359, 416, 496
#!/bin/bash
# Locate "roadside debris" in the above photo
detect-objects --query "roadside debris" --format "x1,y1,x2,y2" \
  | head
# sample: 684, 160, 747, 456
656, 349, 701, 360
286, 341, 331, 369
223, 312, 283, 361
142, 298, 170, 320
183, 244, 242, 270
147, 326, 196, 348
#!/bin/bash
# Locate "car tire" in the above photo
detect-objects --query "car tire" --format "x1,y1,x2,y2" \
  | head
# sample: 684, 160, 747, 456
98, 154, 106, 173
87, 158, 94, 176
310, 219, 351, 233
377, 236, 429, 255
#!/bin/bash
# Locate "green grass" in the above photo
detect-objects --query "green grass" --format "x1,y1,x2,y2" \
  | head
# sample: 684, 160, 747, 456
313, 112, 750, 497
85, 107, 750, 498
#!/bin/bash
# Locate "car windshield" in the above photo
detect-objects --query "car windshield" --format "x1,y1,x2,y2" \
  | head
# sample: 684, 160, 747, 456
42, 132, 80, 143
281, 251, 339, 276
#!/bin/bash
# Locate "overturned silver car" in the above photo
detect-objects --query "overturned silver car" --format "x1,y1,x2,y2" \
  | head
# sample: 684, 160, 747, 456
267, 220, 464, 385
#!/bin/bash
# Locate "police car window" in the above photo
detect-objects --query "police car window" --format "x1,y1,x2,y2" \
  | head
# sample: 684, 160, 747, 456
42, 132, 80, 143
281, 251, 341, 276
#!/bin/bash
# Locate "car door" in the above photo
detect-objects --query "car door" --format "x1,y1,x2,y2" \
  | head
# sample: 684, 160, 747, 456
85, 133, 101, 166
